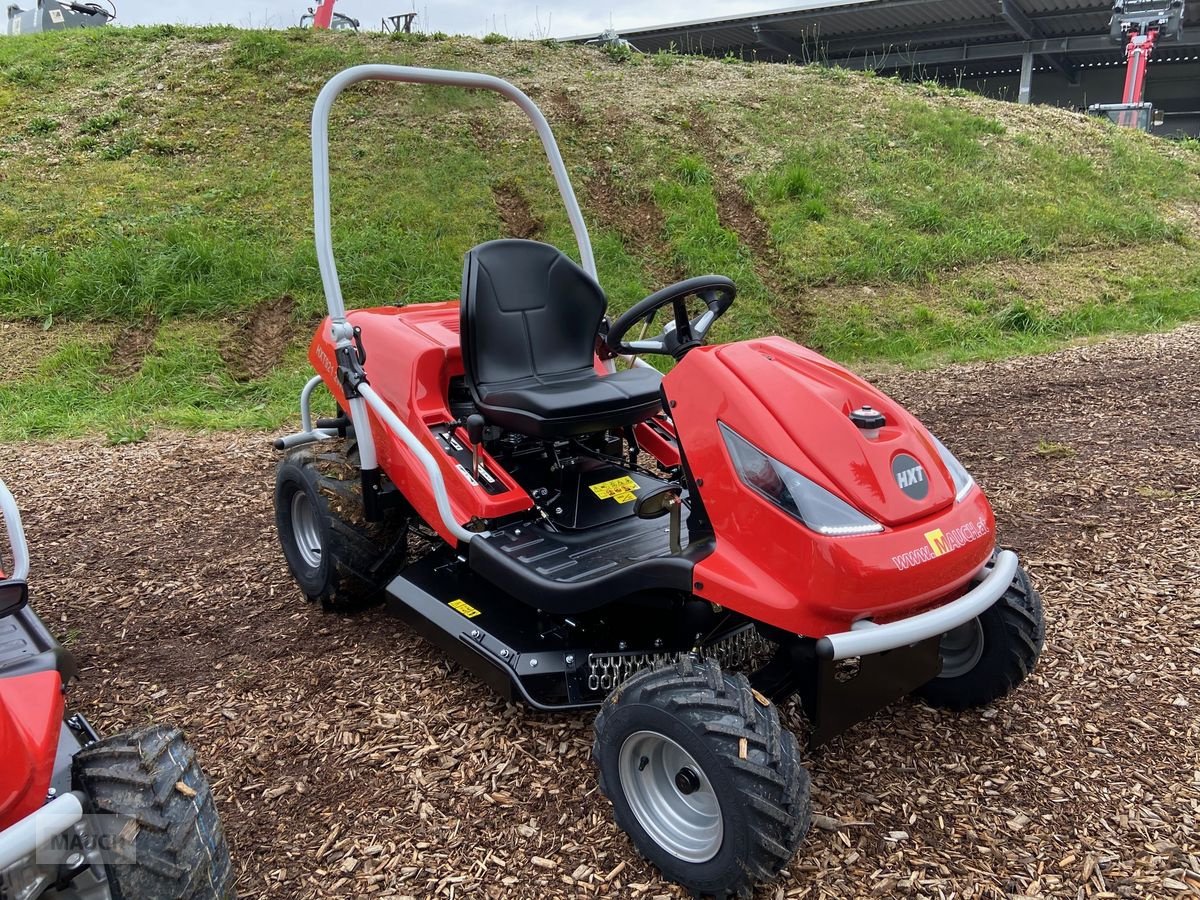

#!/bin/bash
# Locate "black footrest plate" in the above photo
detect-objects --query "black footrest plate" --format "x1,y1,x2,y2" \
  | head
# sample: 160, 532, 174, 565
0, 606, 76, 682
386, 549, 753, 710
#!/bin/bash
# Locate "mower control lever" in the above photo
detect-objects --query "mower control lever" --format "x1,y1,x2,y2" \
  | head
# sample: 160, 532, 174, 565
465, 415, 486, 479
635, 484, 685, 554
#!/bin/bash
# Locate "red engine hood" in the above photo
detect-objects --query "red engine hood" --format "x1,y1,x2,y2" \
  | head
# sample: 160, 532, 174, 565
0, 671, 64, 831
701, 338, 955, 527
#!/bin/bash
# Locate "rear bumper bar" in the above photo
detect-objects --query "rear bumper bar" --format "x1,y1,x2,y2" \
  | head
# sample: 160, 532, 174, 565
816, 550, 1018, 661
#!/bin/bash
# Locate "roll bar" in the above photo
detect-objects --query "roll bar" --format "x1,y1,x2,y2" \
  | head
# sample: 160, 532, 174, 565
309, 66, 603, 546
0, 479, 30, 582
311, 64, 597, 321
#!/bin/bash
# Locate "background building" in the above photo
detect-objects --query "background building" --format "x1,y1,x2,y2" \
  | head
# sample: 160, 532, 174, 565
578, 0, 1200, 137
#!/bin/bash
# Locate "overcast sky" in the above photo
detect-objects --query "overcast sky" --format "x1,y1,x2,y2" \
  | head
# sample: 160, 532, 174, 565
110, 1, 776, 37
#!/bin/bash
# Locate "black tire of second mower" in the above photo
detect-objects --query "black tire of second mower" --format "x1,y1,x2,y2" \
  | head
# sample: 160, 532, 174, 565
916, 563, 1046, 711
593, 657, 812, 900
274, 445, 408, 610
72, 725, 235, 900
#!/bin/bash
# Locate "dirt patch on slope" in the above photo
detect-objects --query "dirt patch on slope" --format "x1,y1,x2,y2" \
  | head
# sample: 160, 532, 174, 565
100, 319, 157, 379
220, 296, 297, 382
688, 107, 804, 329
0, 321, 117, 384
4, 325, 1199, 898
543, 89, 589, 129
492, 182, 544, 240
585, 158, 684, 288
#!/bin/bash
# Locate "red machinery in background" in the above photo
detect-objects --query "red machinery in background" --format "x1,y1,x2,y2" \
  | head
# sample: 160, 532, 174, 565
300, 0, 359, 31
1089, 0, 1186, 130
312, 0, 335, 29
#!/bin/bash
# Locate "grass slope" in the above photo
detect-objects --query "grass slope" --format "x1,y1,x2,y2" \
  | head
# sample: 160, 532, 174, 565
1, 27, 1198, 439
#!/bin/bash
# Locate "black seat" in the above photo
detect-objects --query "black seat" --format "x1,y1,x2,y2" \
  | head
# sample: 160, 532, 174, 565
460, 239, 663, 439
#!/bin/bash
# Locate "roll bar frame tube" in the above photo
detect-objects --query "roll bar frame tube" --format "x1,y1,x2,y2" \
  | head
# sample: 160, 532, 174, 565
311, 65, 599, 546
312, 64, 596, 321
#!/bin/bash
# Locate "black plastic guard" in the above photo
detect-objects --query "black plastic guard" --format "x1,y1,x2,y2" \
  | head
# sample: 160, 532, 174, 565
801, 637, 942, 746
468, 515, 710, 615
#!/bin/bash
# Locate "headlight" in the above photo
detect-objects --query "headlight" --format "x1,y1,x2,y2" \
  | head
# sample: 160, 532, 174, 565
932, 436, 975, 502
720, 423, 883, 537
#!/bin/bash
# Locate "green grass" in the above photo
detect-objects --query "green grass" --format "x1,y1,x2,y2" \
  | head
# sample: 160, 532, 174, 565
745, 97, 1192, 283
0, 27, 1198, 438
806, 247, 1200, 367
0, 322, 306, 438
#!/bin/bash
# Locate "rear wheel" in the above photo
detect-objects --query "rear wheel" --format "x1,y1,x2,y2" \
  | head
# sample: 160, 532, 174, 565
72, 725, 234, 899
593, 657, 811, 899
917, 563, 1045, 710
274, 443, 408, 610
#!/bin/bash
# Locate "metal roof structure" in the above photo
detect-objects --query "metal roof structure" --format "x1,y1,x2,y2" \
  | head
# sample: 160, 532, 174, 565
574, 0, 1200, 79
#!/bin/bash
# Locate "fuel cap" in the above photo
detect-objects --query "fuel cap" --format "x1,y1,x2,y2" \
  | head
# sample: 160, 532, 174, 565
850, 405, 886, 430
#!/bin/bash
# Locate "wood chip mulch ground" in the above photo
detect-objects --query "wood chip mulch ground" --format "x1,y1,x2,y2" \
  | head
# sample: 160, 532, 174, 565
4, 326, 1199, 899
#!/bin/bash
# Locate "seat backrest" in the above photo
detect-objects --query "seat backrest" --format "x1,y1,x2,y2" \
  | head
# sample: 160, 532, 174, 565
461, 239, 607, 394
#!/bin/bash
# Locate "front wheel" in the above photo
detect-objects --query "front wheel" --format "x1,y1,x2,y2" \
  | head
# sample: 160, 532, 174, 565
916, 563, 1045, 710
593, 657, 811, 899
72, 725, 235, 899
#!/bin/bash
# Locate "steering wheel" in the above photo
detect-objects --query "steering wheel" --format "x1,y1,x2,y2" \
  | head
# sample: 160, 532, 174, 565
606, 275, 736, 360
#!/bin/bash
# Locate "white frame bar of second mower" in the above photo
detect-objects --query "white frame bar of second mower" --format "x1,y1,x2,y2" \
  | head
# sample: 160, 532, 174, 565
0, 479, 30, 582
0, 792, 83, 870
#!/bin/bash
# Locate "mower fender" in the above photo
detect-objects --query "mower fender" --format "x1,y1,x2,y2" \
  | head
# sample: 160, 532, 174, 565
0, 671, 65, 832
665, 341, 999, 636
687, 480, 996, 637
307, 305, 534, 542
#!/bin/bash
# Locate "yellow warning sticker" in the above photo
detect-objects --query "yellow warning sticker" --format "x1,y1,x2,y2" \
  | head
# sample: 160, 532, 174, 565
449, 598, 482, 619
589, 476, 641, 503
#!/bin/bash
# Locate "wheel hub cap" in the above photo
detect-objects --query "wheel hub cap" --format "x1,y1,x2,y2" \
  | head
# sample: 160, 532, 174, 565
674, 767, 701, 795
938, 618, 985, 678
290, 491, 323, 569
617, 731, 723, 863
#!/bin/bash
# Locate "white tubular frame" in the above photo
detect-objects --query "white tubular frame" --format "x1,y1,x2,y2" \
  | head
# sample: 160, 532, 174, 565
312, 64, 596, 318
0, 478, 29, 582
0, 793, 83, 871
312, 65, 602, 545
275, 375, 343, 451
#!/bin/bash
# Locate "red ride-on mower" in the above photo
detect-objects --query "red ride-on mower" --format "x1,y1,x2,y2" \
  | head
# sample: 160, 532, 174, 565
0, 479, 234, 900
273, 66, 1046, 898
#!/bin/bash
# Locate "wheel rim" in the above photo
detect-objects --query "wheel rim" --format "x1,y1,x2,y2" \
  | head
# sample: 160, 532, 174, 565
617, 730, 723, 863
290, 490, 323, 570
938, 618, 985, 678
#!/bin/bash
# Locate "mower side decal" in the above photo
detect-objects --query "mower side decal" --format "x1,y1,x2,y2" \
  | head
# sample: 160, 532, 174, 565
589, 476, 640, 504
891, 517, 990, 570
449, 598, 482, 619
